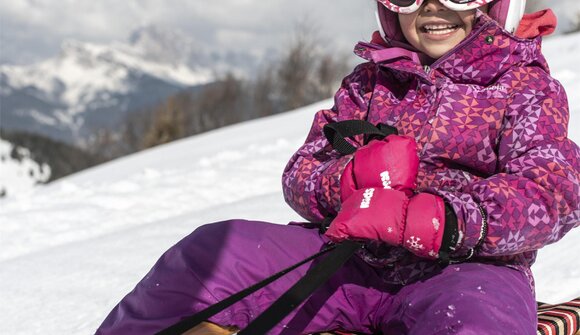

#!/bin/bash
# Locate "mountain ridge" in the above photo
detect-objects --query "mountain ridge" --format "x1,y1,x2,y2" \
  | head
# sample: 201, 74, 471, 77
0, 24, 259, 146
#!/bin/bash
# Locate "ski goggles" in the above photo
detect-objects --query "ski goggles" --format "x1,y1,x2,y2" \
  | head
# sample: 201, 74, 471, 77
377, 0, 494, 14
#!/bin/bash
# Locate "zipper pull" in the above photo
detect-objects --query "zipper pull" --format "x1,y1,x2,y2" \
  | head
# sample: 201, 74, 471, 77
424, 65, 431, 74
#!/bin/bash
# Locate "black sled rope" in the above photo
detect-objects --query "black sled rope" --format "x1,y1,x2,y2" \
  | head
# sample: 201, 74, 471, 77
155, 243, 339, 335
156, 120, 396, 335
237, 240, 361, 335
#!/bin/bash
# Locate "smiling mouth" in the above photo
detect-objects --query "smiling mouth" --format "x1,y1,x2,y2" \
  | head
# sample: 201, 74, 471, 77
421, 24, 460, 35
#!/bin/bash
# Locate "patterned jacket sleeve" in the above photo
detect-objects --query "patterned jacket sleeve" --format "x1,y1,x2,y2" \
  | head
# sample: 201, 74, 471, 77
431, 68, 580, 258
282, 63, 375, 222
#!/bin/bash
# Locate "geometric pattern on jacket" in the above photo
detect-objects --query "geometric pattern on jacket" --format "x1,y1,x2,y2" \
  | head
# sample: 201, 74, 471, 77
282, 12, 580, 286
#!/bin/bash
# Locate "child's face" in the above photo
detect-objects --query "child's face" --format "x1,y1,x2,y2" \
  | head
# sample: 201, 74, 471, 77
398, 0, 486, 59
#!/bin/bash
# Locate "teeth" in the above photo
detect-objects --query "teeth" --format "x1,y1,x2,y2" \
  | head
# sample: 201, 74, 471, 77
423, 24, 458, 35
424, 24, 457, 30
427, 28, 456, 35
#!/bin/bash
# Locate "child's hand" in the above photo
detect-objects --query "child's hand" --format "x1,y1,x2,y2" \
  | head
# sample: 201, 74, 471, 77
326, 189, 446, 260
340, 135, 419, 202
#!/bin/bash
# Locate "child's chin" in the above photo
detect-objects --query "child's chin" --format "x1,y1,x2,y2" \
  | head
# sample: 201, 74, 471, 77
420, 39, 463, 59
422, 46, 454, 59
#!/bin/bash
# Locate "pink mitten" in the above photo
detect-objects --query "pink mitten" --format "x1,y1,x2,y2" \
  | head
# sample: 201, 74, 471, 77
340, 136, 419, 201
326, 189, 447, 260
326, 188, 408, 245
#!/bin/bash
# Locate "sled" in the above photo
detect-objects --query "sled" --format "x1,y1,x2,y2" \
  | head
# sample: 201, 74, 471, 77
333, 300, 580, 335
537, 298, 580, 335
330, 298, 580, 335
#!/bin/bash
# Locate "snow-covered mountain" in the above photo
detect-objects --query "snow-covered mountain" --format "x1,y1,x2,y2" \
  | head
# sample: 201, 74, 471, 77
0, 25, 257, 146
127, 25, 261, 75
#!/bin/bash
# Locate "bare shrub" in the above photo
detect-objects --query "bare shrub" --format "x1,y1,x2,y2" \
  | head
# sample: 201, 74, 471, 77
89, 19, 351, 158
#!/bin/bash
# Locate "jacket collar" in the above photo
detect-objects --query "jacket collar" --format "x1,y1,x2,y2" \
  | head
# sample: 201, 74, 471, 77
354, 12, 548, 86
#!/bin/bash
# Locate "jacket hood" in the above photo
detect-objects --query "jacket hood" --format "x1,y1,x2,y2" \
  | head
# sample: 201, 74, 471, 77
355, 12, 550, 86
376, 0, 555, 44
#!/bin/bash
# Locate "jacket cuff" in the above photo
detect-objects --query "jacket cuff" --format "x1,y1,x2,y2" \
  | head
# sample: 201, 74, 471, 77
426, 189, 487, 260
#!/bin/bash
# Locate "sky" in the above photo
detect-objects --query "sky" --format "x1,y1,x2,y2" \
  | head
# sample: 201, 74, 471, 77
3, 0, 579, 66
0, 0, 378, 65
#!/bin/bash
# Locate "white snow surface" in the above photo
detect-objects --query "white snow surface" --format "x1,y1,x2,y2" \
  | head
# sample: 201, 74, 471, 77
1, 33, 580, 334
0, 139, 50, 198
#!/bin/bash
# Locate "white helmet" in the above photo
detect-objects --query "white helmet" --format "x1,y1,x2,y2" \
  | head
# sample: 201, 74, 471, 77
488, 0, 527, 33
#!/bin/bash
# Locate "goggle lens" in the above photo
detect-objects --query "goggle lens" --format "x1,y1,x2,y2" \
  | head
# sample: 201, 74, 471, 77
379, 0, 491, 13
387, 0, 417, 6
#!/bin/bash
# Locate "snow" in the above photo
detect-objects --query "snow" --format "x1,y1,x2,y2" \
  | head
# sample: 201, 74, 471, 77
542, 32, 580, 113
0, 101, 313, 335
27, 109, 59, 126
1, 32, 580, 334
0, 139, 51, 198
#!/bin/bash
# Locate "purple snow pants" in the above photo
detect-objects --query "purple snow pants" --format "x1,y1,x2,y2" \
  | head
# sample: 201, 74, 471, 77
95, 220, 537, 334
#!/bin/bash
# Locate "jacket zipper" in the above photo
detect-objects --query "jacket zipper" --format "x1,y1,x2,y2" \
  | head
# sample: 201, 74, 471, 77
429, 20, 493, 70
416, 20, 493, 157
417, 84, 444, 158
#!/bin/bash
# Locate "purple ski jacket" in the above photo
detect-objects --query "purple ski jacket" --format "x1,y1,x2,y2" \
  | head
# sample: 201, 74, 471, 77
282, 13, 580, 285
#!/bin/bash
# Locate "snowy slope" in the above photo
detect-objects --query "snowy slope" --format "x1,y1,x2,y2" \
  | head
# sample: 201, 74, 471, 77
1, 33, 579, 334
0, 102, 313, 335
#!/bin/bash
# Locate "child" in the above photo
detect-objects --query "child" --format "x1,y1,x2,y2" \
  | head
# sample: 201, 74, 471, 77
96, 0, 579, 334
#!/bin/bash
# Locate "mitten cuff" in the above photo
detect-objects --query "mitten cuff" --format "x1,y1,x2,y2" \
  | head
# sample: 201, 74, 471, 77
438, 202, 459, 262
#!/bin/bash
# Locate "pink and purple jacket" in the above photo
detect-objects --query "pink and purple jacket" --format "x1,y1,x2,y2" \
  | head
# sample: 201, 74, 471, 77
282, 13, 580, 285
